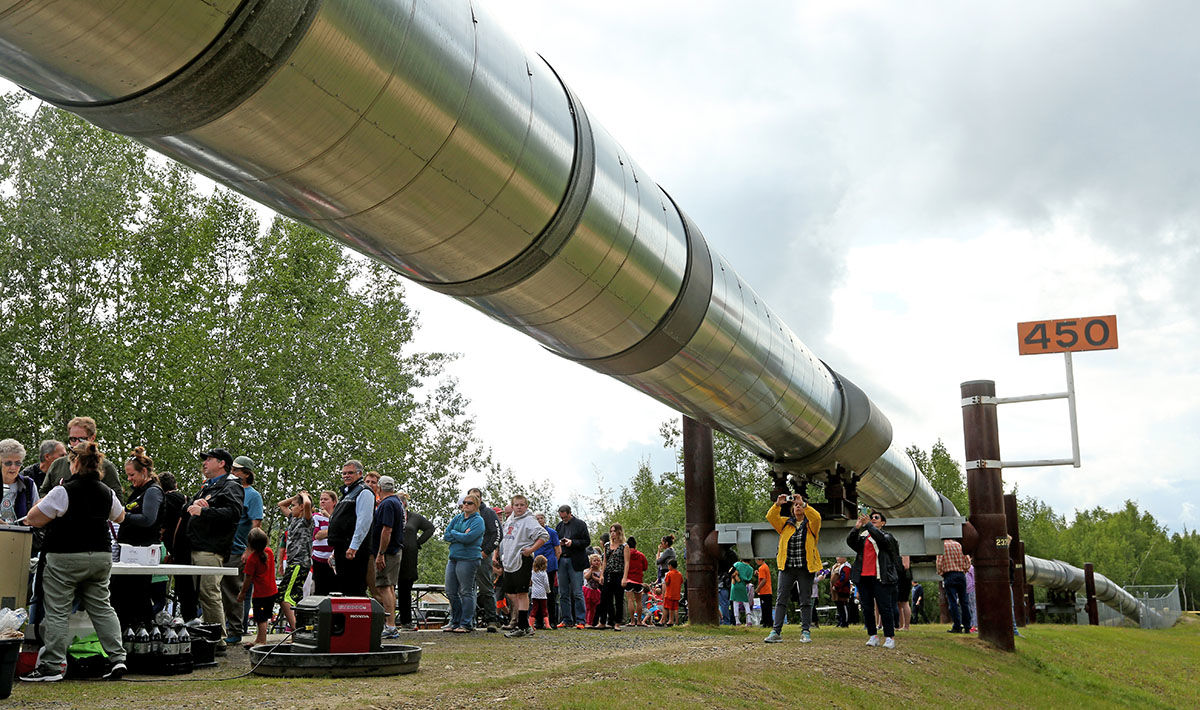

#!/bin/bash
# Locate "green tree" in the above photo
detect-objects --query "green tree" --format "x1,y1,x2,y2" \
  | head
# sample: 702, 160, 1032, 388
1171, 529, 1200, 610
1057, 501, 1183, 587
0, 96, 490, 543
907, 439, 969, 514
1014, 487, 1067, 562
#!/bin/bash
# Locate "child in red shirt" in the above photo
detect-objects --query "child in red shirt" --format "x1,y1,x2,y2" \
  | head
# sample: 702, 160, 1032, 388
662, 559, 683, 627
237, 528, 278, 648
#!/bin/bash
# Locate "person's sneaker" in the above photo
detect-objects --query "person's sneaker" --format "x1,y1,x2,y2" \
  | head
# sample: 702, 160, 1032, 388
381, 625, 400, 639
441, 623, 455, 631
883, 637, 896, 650
103, 661, 128, 680
555, 622, 566, 629
486, 622, 499, 633
866, 635, 880, 647
575, 623, 585, 630
224, 635, 241, 644
800, 631, 812, 644
20, 664, 64, 682
504, 627, 530, 638
763, 631, 783, 643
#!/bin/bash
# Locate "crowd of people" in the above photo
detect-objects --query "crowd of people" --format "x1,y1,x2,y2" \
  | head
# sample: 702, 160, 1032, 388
1, 415, 1011, 683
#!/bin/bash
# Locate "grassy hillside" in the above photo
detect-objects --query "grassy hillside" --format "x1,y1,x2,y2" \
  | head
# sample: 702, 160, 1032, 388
11, 617, 1199, 708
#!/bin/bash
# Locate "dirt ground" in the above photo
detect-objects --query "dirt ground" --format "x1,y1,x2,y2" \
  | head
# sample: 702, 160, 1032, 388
9, 624, 951, 709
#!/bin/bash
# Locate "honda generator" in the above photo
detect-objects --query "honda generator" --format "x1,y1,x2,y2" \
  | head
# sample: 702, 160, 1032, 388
293, 595, 384, 654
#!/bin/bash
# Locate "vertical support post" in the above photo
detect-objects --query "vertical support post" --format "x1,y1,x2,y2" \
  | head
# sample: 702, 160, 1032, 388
1064, 352, 1081, 467
683, 415, 718, 625
1026, 584, 1036, 623
1003, 493, 1027, 627
1016, 542, 1030, 625
1084, 563, 1099, 626
961, 380, 1015, 652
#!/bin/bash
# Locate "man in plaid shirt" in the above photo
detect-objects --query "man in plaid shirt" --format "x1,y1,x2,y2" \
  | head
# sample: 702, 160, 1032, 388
936, 538, 972, 633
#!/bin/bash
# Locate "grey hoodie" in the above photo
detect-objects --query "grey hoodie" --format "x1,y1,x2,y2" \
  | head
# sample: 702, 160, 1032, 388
499, 510, 548, 573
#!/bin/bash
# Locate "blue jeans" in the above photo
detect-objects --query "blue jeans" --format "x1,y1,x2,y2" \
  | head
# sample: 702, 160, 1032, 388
719, 586, 732, 625
558, 563, 586, 625
445, 558, 480, 629
943, 571, 970, 630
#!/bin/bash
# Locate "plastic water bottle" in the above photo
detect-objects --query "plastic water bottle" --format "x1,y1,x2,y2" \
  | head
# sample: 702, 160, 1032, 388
133, 626, 151, 673
176, 623, 192, 675
123, 626, 135, 659
162, 626, 180, 675
149, 626, 163, 673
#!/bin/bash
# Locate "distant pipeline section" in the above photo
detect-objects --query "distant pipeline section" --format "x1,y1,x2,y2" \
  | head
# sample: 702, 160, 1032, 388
0, 0, 1150, 625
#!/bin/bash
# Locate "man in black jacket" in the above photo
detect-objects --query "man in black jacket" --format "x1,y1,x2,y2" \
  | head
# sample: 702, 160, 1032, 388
327, 460, 374, 596
181, 448, 244, 654
846, 511, 900, 649
554, 504, 590, 628
469, 487, 501, 632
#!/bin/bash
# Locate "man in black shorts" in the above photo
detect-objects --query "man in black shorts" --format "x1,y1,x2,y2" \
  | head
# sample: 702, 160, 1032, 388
495, 495, 546, 638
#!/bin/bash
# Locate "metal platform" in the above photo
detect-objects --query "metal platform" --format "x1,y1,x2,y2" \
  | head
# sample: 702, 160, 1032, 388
715, 516, 966, 560
249, 644, 421, 677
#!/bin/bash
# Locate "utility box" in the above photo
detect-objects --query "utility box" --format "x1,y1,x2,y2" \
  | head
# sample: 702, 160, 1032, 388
0, 525, 33, 609
293, 596, 383, 654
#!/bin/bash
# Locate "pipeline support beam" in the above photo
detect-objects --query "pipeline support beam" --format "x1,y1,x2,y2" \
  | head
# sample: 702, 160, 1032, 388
1084, 563, 1099, 626
1003, 493, 1027, 627
683, 416, 718, 625
961, 380, 1015, 651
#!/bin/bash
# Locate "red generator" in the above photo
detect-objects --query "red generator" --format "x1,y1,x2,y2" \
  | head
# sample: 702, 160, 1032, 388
293, 596, 384, 654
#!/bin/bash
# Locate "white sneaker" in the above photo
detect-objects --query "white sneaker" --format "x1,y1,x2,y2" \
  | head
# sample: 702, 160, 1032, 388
866, 635, 879, 647
883, 637, 896, 649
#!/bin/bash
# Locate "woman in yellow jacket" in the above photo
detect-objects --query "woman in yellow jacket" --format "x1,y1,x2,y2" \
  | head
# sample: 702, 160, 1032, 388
763, 491, 822, 644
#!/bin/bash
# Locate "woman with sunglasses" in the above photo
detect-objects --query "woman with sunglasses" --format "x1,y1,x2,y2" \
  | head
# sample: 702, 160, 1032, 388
846, 510, 901, 649
0, 439, 38, 524
442, 493, 485, 632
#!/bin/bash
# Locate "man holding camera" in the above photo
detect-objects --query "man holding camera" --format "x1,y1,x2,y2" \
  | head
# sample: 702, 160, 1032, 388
763, 491, 822, 644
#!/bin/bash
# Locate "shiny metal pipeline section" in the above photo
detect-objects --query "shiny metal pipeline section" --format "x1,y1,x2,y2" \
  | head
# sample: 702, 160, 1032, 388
1024, 554, 1163, 626
0, 0, 853, 476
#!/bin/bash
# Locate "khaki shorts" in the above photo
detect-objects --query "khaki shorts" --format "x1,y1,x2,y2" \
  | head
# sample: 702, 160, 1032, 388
375, 552, 401, 588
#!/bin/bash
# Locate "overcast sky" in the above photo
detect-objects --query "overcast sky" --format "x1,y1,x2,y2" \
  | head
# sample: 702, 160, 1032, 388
398, 0, 1198, 531
5, 1, 1196, 532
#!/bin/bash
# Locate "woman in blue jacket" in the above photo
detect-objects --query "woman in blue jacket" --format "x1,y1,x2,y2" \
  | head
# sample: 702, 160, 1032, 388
443, 493, 485, 632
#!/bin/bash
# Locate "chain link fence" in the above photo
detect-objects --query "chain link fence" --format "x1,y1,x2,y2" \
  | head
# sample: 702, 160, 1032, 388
1081, 584, 1182, 629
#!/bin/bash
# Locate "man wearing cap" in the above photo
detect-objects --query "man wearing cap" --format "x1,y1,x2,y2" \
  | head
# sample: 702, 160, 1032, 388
328, 459, 374, 596
369, 475, 406, 638
220, 455, 263, 644
182, 448, 244, 654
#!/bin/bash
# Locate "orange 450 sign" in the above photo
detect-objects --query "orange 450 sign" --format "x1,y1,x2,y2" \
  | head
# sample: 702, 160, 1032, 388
1017, 315, 1118, 355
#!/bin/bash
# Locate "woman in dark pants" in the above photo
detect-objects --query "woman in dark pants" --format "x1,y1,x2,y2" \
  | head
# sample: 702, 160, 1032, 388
845, 511, 901, 649
397, 497, 434, 629
595, 524, 629, 629
112, 447, 163, 629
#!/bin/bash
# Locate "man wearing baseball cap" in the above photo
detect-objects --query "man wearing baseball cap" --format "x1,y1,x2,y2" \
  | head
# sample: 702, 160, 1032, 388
369, 475, 406, 638
220, 455, 263, 644
181, 448, 244, 654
